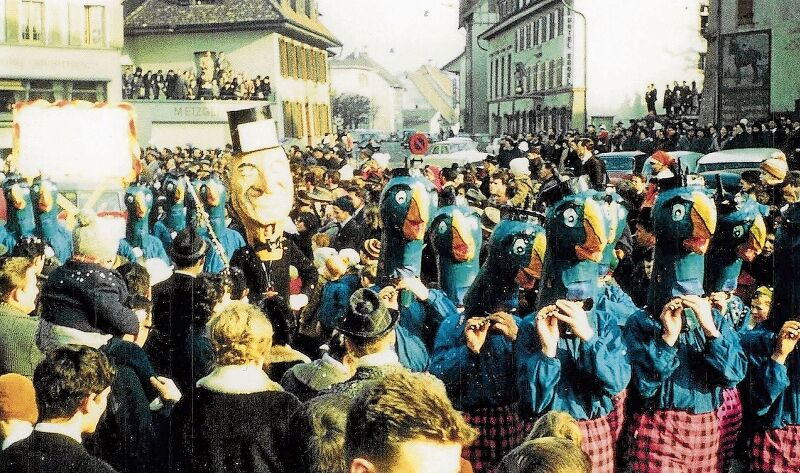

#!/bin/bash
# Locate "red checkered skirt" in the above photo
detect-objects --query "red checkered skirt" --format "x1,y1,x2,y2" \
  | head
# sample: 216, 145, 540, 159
606, 388, 628, 445
716, 387, 743, 469
749, 425, 800, 473
461, 404, 526, 473
577, 415, 615, 473
627, 409, 720, 473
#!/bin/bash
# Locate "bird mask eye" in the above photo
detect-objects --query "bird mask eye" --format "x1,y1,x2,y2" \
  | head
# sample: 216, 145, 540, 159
512, 237, 527, 255
732, 225, 744, 238
671, 204, 686, 221
563, 208, 578, 228
395, 190, 407, 205
438, 221, 447, 234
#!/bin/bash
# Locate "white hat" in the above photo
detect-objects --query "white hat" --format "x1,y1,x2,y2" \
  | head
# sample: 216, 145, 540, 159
339, 248, 360, 268
339, 163, 354, 181
372, 153, 391, 170
313, 247, 338, 269
518, 141, 529, 152
509, 157, 530, 175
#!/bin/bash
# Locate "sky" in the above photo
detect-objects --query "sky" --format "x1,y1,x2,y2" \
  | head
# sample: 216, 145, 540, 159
316, 0, 466, 74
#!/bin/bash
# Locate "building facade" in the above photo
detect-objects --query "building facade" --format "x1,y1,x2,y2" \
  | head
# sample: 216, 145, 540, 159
480, 0, 708, 135
123, 0, 340, 147
700, 0, 800, 124
0, 0, 124, 150
330, 52, 403, 134
456, 0, 497, 134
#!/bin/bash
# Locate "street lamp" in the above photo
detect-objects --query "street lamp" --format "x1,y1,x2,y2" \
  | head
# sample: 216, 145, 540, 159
561, 0, 588, 132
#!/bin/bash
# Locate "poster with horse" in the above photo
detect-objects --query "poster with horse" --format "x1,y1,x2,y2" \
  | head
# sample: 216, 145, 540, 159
721, 30, 771, 90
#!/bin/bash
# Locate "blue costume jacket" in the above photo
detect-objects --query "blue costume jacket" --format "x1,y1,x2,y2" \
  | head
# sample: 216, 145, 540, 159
431, 312, 520, 411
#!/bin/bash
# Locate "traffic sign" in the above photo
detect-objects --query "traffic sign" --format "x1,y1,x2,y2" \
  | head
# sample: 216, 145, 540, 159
408, 133, 429, 155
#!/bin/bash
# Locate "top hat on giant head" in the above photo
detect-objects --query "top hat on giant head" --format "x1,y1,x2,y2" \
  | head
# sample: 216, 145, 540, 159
227, 105, 280, 154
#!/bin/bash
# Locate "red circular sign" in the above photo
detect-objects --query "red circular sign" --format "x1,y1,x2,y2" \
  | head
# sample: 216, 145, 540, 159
408, 133, 430, 155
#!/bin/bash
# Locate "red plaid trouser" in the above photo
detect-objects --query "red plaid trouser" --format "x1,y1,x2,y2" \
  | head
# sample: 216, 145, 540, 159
628, 409, 720, 473
749, 425, 800, 473
461, 404, 526, 473
606, 388, 628, 445
716, 387, 743, 470
577, 415, 615, 473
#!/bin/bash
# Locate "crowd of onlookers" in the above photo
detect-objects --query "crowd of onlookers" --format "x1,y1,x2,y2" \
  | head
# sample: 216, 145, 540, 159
121, 52, 272, 101
2, 106, 800, 473
645, 80, 702, 118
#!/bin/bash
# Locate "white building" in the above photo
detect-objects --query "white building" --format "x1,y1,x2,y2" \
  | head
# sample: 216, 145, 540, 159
480, 0, 708, 134
0, 0, 125, 151
399, 65, 459, 136
330, 52, 404, 134
123, 0, 340, 147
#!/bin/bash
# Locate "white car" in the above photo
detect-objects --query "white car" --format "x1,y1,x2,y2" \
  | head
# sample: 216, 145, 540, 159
423, 138, 488, 168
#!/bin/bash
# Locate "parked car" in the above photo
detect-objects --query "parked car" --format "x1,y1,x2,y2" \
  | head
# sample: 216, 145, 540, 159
424, 138, 487, 168
598, 151, 644, 185
697, 148, 780, 190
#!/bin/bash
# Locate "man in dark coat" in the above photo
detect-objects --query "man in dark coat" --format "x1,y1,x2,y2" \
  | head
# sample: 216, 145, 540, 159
145, 227, 208, 378
576, 138, 606, 190
0, 346, 117, 473
331, 196, 365, 252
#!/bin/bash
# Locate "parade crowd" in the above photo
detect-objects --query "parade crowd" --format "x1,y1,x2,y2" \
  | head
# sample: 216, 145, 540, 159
122, 52, 273, 101
2, 105, 800, 473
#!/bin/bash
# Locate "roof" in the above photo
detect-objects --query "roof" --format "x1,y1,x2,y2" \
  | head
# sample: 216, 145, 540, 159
330, 53, 403, 88
442, 51, 464, 74
125, 0, 341, 48
698, 148, 780, 165
407, 65, 457, 123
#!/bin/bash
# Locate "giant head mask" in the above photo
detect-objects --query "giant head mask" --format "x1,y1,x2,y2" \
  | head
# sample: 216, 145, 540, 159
226, 106, 293, 248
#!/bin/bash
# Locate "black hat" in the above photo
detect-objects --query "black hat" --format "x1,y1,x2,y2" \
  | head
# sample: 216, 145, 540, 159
336, 288, 398, 339
169, 227, 209, 267
227, 106, 279, 154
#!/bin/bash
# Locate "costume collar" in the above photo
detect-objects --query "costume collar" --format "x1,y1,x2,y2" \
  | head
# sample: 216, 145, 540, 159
356, 350, 399, 368
1, 422, 33, 450
35, 422, 82, 444
196, 364, 281, 394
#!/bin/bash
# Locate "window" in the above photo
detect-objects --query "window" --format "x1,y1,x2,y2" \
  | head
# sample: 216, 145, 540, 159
526, 23, 532, 48
557, 8, 564, 36
83, 5, 105, 46
533, 18, 539, 45
538, 17, 544, 43
506, 53, 512, 96
307, 48, 316, 82
20, 0, 43, 42
279, 39, 288, 77
547, 60, 554, 89
698, 52, 707, 70
317, 51, 327, 82
532, 62, 539, 91
70, 81, 105, 101
283, 101, 294, 136
556, 58, 563, 87
28, 80, 54, 101
542, 16, 548, 42
293, 102, 304, 137
737, 0, 754, 25
297, 46, 308, 80
515, 28, 519, 52
359, 73, 368, 88
548, 12, 555, 40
